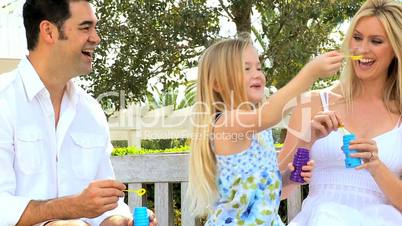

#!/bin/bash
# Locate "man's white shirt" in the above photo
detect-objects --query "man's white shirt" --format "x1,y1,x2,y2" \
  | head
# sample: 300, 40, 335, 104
0, 57, 131, 225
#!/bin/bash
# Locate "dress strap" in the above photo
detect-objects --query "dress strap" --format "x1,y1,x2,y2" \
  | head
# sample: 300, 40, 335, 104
395, 115, 402, 129
319, 91, 330, 111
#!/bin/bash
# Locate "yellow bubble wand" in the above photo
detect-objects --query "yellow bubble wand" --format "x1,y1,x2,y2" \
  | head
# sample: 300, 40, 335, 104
347, 55, 363, 61
124, 188, 147, 196
338, 48, 363, 61
338, 124, 351, 135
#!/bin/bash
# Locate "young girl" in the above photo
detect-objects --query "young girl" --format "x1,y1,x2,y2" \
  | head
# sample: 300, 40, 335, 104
188, 37, 343, 225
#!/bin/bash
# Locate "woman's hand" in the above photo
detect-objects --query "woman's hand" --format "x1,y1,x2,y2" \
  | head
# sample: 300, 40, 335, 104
288, 160, 315, 183
309, 111, 342, 143
349, 138, 382, 173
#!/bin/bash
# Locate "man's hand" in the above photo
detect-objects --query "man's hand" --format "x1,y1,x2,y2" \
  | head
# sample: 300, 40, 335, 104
72, 180, 126, 218
16, 180, 125, 226
44, 219, 90, 226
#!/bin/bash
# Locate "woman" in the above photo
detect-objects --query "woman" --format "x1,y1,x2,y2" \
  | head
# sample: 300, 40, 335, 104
280, 0, 402, 225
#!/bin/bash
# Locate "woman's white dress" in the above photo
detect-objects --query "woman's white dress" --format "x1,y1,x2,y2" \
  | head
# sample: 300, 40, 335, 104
288, 92, 402, 226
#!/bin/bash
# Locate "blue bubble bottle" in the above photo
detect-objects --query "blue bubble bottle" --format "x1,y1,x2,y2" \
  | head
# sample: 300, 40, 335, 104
342, 133, 362, 168
133, 207, 148, 226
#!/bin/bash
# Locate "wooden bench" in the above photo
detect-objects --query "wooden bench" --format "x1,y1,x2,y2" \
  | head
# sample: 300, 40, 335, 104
112, 152, 302, 225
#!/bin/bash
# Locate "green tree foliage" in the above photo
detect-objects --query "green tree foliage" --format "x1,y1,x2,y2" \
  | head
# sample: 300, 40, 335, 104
146, 80, 196, 111
221, 0, 365, 88
85, 0, 220, 109
86, 0, 364, 109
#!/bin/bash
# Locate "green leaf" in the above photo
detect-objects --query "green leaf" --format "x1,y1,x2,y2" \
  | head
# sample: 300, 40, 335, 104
240, 194, 248, 205
246, 176, 254, 183
216, 208, 222, 217
233, 178, 241, 186
88, 0, 365, 119
261, 209, 272, 215
256, 218, 265, 225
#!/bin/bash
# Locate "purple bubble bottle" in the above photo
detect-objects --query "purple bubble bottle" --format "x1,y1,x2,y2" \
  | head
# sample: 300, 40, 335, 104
290, 147, 310, 183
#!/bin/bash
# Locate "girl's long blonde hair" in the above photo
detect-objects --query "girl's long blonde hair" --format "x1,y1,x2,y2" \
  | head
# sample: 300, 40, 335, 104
340, 0, 402, 114
188, 38, 252, 216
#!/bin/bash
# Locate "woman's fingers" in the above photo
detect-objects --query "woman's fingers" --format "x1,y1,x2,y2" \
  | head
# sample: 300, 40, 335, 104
355, 162, 369, 170
312, 111, 341, 130
329, 112, 342, 128
348, 138, 381, 172
350, 138, 377, 146
311, 120, 327, 135
300, 160, 315, 183
313, 114, 333, 129
349, 139, 377, 160
309, 111, 343, 143
301, 160, 315, 171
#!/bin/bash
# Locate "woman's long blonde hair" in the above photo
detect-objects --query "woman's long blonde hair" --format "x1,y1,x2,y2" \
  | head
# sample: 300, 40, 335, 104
340, 0, 402, 114
188, 38, 252, 216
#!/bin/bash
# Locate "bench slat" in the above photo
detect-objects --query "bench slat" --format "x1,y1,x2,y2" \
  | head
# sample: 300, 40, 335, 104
155, 183, 174, 226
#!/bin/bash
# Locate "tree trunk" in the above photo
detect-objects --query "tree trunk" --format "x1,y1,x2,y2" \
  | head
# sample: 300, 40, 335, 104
230, 0, 254, 34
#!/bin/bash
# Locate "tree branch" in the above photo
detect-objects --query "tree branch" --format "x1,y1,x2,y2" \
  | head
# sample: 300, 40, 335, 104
219, 0, 235, 20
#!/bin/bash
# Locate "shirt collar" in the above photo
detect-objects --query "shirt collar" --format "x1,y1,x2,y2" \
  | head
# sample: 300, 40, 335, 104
65, 79, 80, 107
19, 56, 46, 101
18, 56, 80, 105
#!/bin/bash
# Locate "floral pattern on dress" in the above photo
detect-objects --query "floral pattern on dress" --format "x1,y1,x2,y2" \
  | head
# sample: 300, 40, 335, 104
206, 130, 285, 226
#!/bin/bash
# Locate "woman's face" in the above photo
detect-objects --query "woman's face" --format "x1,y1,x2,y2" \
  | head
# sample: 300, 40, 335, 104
350, 16, 395, 81
243, 45, 266, 104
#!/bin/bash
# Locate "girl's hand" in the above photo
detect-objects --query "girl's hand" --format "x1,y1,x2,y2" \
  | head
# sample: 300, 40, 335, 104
288, 160, 315, 184
349, 138, 382, 173
309, 111, 342, 143
306, 51, 343, 79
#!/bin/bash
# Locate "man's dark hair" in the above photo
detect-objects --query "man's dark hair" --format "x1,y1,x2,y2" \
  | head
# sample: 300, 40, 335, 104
23, 0, 90, 50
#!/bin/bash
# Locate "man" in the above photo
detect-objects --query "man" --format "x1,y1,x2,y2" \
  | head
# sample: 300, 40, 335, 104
0, 0, 156, 225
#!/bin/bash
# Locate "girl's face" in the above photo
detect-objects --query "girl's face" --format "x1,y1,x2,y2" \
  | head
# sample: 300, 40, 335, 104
350, 16, 395, 81
243, 45, 266, 104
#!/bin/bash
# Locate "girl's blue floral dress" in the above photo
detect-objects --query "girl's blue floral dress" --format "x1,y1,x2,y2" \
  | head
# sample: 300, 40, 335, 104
206, 129, 284, 226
